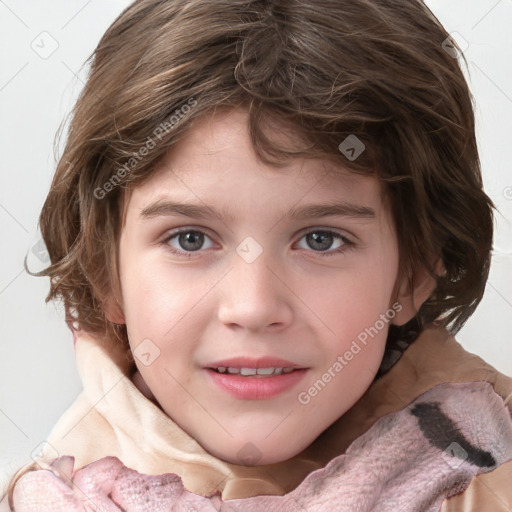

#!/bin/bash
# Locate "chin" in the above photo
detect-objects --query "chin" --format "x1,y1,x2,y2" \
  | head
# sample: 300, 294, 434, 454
206, 441, 303, 467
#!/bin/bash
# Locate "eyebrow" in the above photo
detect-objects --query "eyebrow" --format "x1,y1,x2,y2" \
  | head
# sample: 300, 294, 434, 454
139, 199, 376, 223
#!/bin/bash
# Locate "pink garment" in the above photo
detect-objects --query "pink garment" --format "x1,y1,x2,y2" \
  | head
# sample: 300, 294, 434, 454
11, 381, 512, 512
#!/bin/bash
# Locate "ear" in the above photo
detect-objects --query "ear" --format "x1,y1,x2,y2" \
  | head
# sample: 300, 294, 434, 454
392, 258, 443, 326
103, 293, 126, 325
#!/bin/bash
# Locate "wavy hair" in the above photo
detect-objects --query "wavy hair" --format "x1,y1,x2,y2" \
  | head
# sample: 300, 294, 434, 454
29, 0, 494, 348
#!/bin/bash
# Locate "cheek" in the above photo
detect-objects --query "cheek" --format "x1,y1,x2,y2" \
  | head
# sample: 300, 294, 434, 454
318, 270, 394, 331
120, 254, 203, 333
311, 261, 397, 374
323, 343, 385, 415
120, 256, 206, 379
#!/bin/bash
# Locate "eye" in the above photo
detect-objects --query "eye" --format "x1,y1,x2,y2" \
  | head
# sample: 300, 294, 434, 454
296, 229, 353, 256
162, 229, 215, 256
160, 227, 354, 258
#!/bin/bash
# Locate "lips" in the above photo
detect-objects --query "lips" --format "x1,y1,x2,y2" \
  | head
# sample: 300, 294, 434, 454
203, 356, 309, 399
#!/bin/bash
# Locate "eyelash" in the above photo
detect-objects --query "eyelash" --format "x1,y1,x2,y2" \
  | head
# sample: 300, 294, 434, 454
159, 228, 355, 259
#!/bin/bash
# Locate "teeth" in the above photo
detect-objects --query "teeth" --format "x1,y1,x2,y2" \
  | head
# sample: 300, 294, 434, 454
214, 367, 295, 376
255, 367, 275, 375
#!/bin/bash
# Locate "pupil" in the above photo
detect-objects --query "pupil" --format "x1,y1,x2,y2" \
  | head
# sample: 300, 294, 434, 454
309, 231, 332, 251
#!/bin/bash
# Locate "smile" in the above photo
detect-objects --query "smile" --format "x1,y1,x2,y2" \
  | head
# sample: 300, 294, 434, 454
205, 367, 308, 399
212, 366, 295, 376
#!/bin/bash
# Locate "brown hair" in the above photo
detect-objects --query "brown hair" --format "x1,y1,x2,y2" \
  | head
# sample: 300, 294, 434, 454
8, 0, 495, 506
28, 0, 494, 348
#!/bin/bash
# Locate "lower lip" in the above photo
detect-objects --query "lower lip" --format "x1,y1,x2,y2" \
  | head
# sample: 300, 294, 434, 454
204, 368, 308, 400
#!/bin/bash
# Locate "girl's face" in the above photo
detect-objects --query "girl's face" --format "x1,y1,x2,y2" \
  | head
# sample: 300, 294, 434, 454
115, 108, 407, 465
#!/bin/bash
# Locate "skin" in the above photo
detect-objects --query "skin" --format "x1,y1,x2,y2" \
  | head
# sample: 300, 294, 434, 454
107, 108, 432, 466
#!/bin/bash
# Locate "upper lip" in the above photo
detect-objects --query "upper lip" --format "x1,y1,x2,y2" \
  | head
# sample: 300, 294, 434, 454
205, 356, 306, 369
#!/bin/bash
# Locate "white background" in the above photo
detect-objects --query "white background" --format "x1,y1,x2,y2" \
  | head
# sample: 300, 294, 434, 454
1, 0, 511, 492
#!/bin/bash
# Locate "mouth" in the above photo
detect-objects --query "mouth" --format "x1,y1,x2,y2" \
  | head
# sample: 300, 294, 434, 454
208, 366, 297, 376
203, 357, 309, 399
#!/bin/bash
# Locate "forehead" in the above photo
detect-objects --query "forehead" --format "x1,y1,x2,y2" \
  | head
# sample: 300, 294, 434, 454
121, 108, 388, 224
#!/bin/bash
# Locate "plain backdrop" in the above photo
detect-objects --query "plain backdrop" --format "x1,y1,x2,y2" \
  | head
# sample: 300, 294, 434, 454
1, 0, 511, 492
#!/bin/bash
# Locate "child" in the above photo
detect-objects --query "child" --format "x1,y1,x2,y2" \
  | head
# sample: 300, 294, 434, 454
3, 0, 512, 510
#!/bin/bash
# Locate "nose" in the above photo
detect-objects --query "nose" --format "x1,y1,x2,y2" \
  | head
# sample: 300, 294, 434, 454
217, 250, 294, 333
